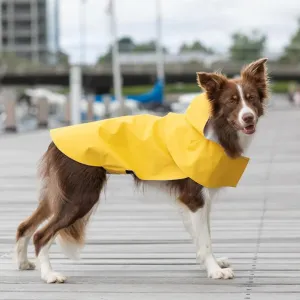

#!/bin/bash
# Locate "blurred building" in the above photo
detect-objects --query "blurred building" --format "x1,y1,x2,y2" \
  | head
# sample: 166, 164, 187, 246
0, 0, 59, 64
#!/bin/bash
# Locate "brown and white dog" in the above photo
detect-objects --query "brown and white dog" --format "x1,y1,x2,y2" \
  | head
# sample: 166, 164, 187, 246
15, 58, 269, 283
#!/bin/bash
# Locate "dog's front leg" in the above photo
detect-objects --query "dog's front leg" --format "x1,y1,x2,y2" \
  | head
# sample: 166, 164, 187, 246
189, 190, 234, 279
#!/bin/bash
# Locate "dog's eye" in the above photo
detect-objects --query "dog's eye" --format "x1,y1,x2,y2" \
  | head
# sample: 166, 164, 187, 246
229, 96, 238, 103
247, 94, 255, 101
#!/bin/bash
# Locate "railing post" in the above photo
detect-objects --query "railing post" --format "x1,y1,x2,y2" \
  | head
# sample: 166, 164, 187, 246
69, 65, 82, 125
64, 95, 71, 125
103, 94, 111, 118
37, 96, 49, 128
87, 94, 94, 122
2, 89, 17, 133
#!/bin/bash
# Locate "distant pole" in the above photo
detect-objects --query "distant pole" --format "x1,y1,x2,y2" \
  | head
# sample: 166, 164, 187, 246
79, 0, 87, 104
155, 0, 164, 82
67, 0, 86, 126
70, 65, 82, 125
0, 0, 2, 56
79, 0, 87, 66
108, 0, 124, 116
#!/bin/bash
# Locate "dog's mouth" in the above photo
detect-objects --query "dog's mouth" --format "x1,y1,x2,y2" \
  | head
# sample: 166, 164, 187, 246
242, 124, 256, 135
230, 121, 256, 135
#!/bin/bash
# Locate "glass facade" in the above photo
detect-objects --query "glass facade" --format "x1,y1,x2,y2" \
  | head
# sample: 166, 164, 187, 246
0, 0, 60, 64
46, 0, 59, 64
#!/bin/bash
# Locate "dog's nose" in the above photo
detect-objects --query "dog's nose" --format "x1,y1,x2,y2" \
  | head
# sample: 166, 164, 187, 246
242, 113, 254, 123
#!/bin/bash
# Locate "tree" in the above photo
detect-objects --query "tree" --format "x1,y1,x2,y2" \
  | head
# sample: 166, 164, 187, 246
134, 40, 156, 52
229, 30, 266, 62
279, 18, 300, 64
118, 36, 135, 52
134, 40, 168, 53
97, 36, 168, 63
57, 51, 69, 66
0, 52, 45, 70
179, 41, 214, 54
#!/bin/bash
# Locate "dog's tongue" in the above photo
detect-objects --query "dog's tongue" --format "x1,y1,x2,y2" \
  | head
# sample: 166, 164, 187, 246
242, 125, 255, 135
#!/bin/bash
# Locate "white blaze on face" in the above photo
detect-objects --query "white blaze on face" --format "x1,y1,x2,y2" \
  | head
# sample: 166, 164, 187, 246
236, 84, 256, 126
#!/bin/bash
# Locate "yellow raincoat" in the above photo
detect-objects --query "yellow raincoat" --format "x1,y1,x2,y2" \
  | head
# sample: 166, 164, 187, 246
50, 93, 250, 188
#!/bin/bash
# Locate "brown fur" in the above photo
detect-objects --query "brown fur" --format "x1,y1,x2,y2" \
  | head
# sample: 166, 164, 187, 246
167, 179, 204, 212
134, 174, 204, 212
16, 199, 50, 241
16, 58, 269, 257
17, 143, 107, 256
197, 58, 268, 158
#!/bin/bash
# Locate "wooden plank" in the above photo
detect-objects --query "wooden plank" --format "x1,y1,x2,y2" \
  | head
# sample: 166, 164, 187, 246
0, 293, 248, 300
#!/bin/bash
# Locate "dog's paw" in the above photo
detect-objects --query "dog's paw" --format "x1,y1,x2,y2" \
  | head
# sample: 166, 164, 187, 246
42, 271, 67, 284
216, 257, 231, 268
18, 260, 36, 271
208, 267, 234, 279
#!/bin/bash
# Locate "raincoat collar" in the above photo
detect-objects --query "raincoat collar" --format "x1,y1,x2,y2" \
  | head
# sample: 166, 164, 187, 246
185, 92, 212, 136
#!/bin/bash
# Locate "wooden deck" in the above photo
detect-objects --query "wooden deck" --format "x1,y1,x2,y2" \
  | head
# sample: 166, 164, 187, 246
1, 97, 300, 299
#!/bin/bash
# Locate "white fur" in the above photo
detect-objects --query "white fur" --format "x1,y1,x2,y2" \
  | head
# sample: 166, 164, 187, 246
15, 236, 36, 270
15, 225, 37, 271
38, 238, 67, 283
55, 235, 82, 260
236, 84, 256, 126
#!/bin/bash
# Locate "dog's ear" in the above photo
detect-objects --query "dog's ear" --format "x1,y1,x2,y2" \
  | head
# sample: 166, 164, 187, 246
241, 58, 269, 100
196, 72, 227, 99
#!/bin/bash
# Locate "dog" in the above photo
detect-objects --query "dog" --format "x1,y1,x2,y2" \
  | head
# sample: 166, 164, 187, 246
15, 58, 269, 283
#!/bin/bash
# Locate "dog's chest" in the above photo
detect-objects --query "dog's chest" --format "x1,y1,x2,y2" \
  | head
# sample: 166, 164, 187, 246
204, 121, 219, 143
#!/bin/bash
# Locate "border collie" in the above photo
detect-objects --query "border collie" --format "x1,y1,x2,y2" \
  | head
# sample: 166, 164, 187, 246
15, 58, 269, 283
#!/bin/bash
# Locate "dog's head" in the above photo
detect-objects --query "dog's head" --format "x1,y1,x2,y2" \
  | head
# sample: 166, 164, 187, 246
196, 58, 269, 157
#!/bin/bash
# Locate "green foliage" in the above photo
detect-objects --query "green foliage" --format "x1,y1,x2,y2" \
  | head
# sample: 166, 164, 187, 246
0, 50, 70, 69
57, 51, 70, 66
121, 81, 290, 96
121, 83, 201, 95
0, 52, 42, 69
179, 41, 214, 54
98, 36, 168, 63
279, 18, 300, 64
270, 81, 291, 93
229, 30, 266, 62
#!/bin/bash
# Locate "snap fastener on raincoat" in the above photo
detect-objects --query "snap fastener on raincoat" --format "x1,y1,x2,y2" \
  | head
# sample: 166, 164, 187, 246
50, 93, 250, 188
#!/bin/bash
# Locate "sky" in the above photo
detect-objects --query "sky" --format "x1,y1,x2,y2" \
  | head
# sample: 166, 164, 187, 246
59, 0, 300, 64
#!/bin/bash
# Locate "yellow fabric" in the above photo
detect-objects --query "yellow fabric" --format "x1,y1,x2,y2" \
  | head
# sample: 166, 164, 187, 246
50, 93, 250, 188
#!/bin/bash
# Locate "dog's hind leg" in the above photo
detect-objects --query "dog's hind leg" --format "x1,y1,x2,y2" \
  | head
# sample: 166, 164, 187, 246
33, 166, 104, 283
15, 196, 51, 270
33, 187, 101, 283
33, 194, 98, 283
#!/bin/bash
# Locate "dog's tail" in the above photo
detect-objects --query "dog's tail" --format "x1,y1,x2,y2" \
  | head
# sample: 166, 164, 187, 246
38, 142, 106, 260
56, 211, 95, 260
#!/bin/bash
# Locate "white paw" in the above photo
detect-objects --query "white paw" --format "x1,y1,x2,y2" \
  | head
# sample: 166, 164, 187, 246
42, 271, 67, 284
208, 267, 234, 279
18, 260, 36, 270
216, 257, 231, 268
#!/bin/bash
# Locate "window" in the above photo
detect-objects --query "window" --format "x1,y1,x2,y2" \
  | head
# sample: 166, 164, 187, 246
15, 37, 31, 45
